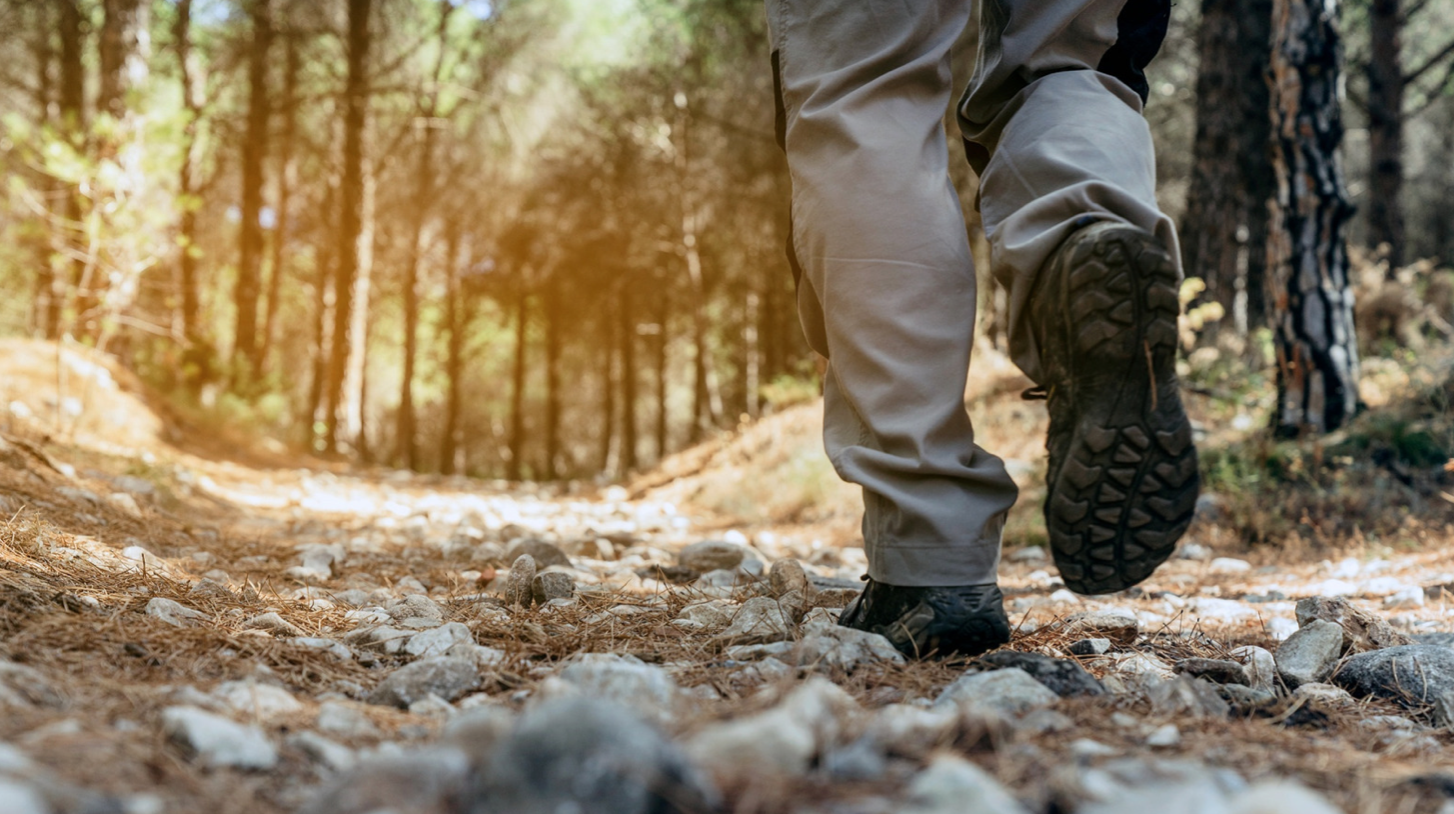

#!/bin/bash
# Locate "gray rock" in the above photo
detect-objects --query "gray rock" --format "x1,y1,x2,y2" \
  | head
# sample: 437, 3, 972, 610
287, 731, 356, 772
404, 622, 475, 658
467, 699, 719, 814
674, 600, 735, 629
531, 572, 575, 605
688, 678, 857, 782
1053, 758, 1245, 811
1063, 608, 1139, 645
1295, 595, 1411, 653
822, 737, 888, 781
712, 596, 793, 647
299, 747, 472, 814
797, 625, 905, 672
1147, 676, 1230, 718
1230, 646, 1277, 690
1217, 684, 1277, 710
549, 653, 680, 724
506, 539, 571, 569
901, 753, 1030, 814
862, 705, 959, 758
386, 593, 445, 621
243, 611, 305, 637
1275, 619, 1345, 688
212, 679, 303, 720
1069, 638, 1112, 656
936, 668, 1061, 717
678, 540, 749, 573
161, 705, 278, 769
976, 651, 1104, 697
1292, 682, 1355, 706
1414, 632, 1454, 650
1079, 777, 1339, 814
0, 780, 47, 814
504, 555, 537, 607
144, 597, 207, 627
366, 656, 482, 708
1175, 658, 1250, 686
1334, 645, 1454, 706
1008, 545, 1046, 563
316, 701, 380, 739
293, 543, 343, 580
294, 637, 354, 661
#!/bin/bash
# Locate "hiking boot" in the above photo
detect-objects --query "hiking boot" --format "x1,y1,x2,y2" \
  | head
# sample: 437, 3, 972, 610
838, 579, 1010, 658
1033, 220, 1199, 595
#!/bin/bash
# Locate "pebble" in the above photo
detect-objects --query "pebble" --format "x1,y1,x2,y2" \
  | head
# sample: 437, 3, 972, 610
531, 572, 576, 604
678, 540, 749, 573
1209, 557, 1251, 574
674, 600, 736, 629
1384, 587, 1425, 610
365, 656, 482, 708
1292, 682, 1355, 706
212, 679, 304, 721
471, 698, 719, 814
503, 555, 536, 607
144, 597, 208, 627
976, 651, 1104, 697
243, 611, 305, 637
1230, 646, 1277, 690
294, 637, 354, 661
1146, 723, 1181, 747
316, 701, 380, 739
936, 668, 1061, 717
1069, 638, 1112, 656
712, 596, 793, 647
1147, 676, 1229, 718
1275, 619, 1345, 688
1175, 658, 1250, 686
1008, 546, 1046, 563
0, 780, 47, 814
900, 753, 1030, 814
688, 678, 857, 781
797, 625, 905, 672
863, 705, 960, 758
300, 747, 472, 814
403, 622, 474, 658
386, 593, 444, 621
161, 705, 278, 769
287, 731, 357, 772
546, 653, 680, 724
1063, 608, 1139, 645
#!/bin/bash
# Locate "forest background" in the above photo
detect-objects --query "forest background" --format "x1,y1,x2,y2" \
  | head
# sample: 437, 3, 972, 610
2, 0, 1454, 487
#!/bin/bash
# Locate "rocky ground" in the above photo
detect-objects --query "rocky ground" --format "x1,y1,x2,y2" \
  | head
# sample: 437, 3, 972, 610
4, 429, 1454, 814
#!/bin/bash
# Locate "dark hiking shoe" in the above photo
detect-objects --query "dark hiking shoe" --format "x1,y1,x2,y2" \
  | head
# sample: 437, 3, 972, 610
838, 579, 1010, 659
1033, 221, 1199, 595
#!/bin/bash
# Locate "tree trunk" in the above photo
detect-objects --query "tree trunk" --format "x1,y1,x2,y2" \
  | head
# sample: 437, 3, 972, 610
599, 306, 616, 474
51, 0, 85, 341
654, 290, 669, 461
173, 0, 207, 390
620, 285, 638, 473
324, 0, 372, 454
234, 0, 272, 379
260, 30, 299, 376
543, 276, 562, 480
1181, 0, 1275, 337
507, 282, 529, 481
27, 3, 56, 338
743, 290, 760, 419
396, 2, 452, 470
1367, 0, 1405, 271
1269, 0, 1359, 435
98, 0, 147, 121
439, 224, 465, 476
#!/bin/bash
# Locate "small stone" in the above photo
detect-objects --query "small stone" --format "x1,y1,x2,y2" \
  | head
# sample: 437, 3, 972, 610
712, 596, 793, 647
0, 779, 48, 814
1145, 723, 1181, 747
1292, 682, 1355, 706
243, 611, 305, 637
1275, 619, 1345, 688
1008, 545, 1046, 563
366, 656, 481, 709
1230, 646, 1277, 690
976, 651, 1104, 697
1069, 638, 1112, 656
546, 653, 680, 725
797, 625, 906, 672
863, 705, 960, 758
1175, 658, 1250, 686
386, 593, 445, 621
212, 680, 304, 721
531, 572, 575, 605
1334, 645, 1454, 706
1385, 587, 1425, 610
404, 622, 475, 658
768, 558, 812, 620
107, 491, 143, 517
145, 597, 208, 627
189, 578, 235, 601
1147, 676, 1229, 718
316, 701, 380, 739
299, 747, 472, 814
675, 600, 735, 629
287, 731, 356, 772
1175, 542, 1211, 560
1063, 608, 1139, 645
1295, 595, 1412, 653
409, 694, 456, 717
471, 699, 719, 814
503, 555, 536, 607
1209, 557, 1251, 574
901, 753, 1030, 814
294, 637, 354, 661
162, 706, 278, 769
505, 539, 571, 569
1219, 684, 1278, 711
688, 678, 857, 781
936, 668, 1061, 717
679, 540, 750, 573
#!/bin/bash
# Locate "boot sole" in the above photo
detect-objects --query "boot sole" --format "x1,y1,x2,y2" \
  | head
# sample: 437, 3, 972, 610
1044, 225, 1199, 595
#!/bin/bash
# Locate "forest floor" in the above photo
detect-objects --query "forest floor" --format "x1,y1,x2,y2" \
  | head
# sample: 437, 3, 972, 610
3, 338, 1454, 813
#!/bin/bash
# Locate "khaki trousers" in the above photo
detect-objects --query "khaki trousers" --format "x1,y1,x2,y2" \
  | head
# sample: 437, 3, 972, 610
768, 0, 1177, 586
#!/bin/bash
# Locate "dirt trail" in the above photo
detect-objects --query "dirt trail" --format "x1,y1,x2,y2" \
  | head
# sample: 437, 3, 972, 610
1, 342, 1454, 813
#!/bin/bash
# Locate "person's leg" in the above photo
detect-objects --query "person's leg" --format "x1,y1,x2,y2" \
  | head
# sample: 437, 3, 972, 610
958, 0, 1198, 594
767, 0, 1017, 653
